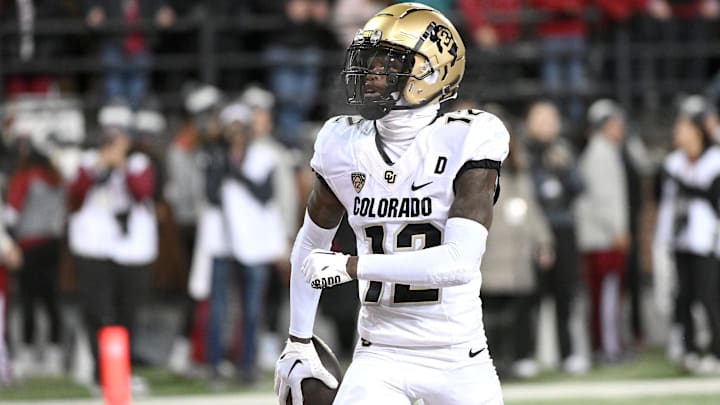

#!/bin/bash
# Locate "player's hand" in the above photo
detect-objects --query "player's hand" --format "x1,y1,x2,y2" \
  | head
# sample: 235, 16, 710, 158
301, 249, 351, 289
274, 339, 339, 405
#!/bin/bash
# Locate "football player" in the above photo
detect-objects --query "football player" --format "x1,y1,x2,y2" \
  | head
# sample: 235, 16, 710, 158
274, 3, 508, 404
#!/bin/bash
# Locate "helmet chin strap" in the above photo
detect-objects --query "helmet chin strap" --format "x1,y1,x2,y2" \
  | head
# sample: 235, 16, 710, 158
357, 90, 402, 120
358, 104, 392, 120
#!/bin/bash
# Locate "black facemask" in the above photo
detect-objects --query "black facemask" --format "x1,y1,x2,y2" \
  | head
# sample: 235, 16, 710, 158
342, 44, 415, 120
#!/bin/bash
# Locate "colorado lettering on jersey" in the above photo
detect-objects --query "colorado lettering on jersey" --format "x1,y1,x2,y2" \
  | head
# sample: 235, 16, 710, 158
353, 197, 432, 218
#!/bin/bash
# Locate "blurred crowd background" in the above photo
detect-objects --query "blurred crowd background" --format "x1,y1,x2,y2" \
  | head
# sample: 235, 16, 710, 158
2, 0, 720, 396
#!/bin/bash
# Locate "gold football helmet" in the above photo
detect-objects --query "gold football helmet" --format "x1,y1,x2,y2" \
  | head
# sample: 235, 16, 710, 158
342, 3, 466, 119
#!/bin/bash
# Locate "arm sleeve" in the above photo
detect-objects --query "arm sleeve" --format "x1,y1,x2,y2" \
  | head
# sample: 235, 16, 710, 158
357, 217, 488, 287
68, 151, 107, 211
288, 211, 340, 339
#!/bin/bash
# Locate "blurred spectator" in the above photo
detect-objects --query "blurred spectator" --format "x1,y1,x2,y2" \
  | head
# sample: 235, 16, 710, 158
0, 0, 74, 96
523, 100, 587, 374
67, 101, 157, 388
0, 195, 22, 386
593, 0, 671, 101
4, 137, 66, 379
457, 0, 525, 102
621, 128, 653, 347
680, 94, 720, 143
459, 0, 522, 51
86, 0, 175, 109
707, 71, 720, 116
165, 83, 223, 376
263, 0, 340, 148
482, 127, 555, 380
185, 87, 234, 383
239, 85, 300, 371
529, 0, 589, 122
204, 101, 287, 386
655, 97, 720, 374
657, 1, 718, 85
332, 0, 389, 46
575, 99, 630, 364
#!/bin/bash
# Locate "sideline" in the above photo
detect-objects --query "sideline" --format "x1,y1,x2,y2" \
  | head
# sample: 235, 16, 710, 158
4, 377, 720, 405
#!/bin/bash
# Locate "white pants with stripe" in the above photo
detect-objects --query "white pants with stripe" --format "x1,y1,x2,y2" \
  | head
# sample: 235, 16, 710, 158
333, 338, 503, 405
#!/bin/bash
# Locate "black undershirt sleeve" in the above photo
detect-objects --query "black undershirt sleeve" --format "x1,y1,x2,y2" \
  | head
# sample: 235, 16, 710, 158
453, 159, 502, 205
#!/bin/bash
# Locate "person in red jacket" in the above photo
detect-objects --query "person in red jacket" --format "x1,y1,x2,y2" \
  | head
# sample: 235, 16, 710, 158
4, 138, 66, 378
459, 0, 522, 50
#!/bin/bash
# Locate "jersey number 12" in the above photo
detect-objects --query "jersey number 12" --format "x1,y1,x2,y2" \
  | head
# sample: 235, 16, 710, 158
363, 223, 442, 304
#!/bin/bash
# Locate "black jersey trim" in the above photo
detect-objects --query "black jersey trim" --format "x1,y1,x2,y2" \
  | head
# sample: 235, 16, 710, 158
453, 159, 502, 205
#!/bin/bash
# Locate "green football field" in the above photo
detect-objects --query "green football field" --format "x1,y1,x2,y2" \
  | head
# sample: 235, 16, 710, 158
2, 350, 720, 404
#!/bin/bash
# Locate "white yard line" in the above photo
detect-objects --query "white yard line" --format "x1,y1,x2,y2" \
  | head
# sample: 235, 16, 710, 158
4, 377, 720, 405
502, 377, 720, 401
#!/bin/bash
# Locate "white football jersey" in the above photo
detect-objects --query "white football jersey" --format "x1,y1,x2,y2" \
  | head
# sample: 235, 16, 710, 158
656, 145, 720, 256
311, 109, 510, 347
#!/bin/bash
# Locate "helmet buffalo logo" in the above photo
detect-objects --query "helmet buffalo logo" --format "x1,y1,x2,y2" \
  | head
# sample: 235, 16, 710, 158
351, 172, 366, 193
429, 24, 459, 67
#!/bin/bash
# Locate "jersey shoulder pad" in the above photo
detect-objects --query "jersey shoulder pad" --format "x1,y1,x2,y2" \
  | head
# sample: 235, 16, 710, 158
441, 109, 510, 164
310, 115, 369, 178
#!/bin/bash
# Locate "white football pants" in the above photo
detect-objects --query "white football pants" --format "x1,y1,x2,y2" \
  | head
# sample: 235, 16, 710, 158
333, 338, 503, 405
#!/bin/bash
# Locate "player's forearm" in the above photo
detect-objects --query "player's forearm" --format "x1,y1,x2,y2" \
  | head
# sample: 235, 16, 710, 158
354, 217, 488, 287
288, 211, 339, 339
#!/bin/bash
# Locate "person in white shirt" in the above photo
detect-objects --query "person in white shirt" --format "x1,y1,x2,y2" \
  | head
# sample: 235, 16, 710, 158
274, 4, 508, 404
575, 99, 630, 363
655, 98, 720, 374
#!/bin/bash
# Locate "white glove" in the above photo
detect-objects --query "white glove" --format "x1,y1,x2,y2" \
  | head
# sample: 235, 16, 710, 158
274, 339, 339, 405
301, 249, 351, 289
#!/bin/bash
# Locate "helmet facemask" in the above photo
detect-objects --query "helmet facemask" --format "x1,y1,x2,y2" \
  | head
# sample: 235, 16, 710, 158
342, 43, 418, 120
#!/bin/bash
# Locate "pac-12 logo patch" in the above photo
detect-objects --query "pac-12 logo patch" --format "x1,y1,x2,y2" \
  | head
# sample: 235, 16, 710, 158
351, 172, 366, 193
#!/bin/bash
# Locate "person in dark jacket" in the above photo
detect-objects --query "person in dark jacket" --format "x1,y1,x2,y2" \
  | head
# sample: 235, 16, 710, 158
523, 100, 588, 374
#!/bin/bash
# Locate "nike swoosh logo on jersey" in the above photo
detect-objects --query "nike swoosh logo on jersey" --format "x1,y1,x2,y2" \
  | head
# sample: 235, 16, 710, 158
469, 347, 486, 358
411, 181, 433, 191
